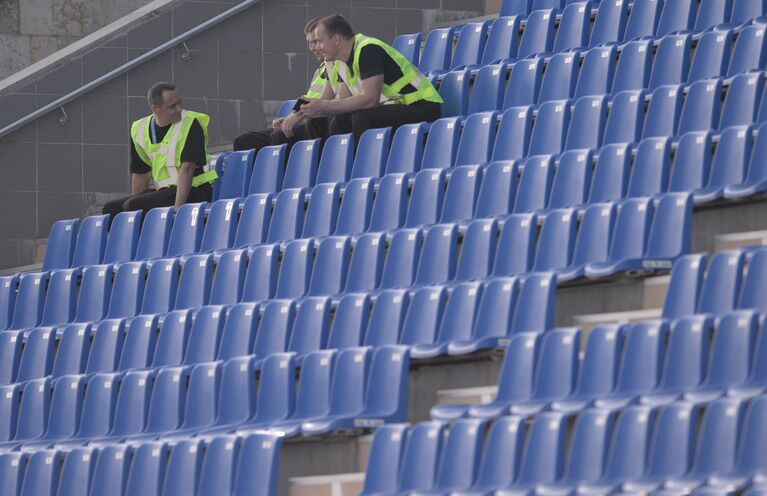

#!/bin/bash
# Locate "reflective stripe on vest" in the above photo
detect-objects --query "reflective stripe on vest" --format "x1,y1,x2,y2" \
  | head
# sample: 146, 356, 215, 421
130, 110, 217, 189
335, 34, 442, 106
304, 60, 340, 99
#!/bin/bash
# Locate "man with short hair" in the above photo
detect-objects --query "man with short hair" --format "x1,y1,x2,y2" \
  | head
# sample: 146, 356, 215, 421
299, 14, 442, 144
232, 16, 338, 151
102, 82, 215, 217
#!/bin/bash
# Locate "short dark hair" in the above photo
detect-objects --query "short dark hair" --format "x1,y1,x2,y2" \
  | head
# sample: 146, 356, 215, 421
305, 16, 323, 34
319, 14, 354, 40
147, 82, 176, 107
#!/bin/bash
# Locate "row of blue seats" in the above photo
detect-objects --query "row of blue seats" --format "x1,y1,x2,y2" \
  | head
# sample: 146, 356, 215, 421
0, 432, 282, 496
433, 309, 767, 421
0, 346, 408, 448
0, 272, 555, 385
440, 26, 767, 116
407, 0, 767, 78
663, 248, 767, 319
217, 70, 767, 205
2, 191, 690, 334
362, 394, 767, 494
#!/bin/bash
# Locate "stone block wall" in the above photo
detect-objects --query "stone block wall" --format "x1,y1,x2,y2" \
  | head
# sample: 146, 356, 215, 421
0, 0, 484, 270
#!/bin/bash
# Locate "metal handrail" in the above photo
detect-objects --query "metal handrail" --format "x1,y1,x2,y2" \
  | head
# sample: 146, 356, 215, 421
0, 0, 262, 139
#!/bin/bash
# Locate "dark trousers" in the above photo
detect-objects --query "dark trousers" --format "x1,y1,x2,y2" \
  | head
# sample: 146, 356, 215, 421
232, 119, 329, 152
306, 101, 441, 145
102, 184, 212, 218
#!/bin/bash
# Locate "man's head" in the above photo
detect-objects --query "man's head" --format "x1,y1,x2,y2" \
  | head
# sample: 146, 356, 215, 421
315, 15, 355, 61
305, 16, 324, 62
147, 82, 183, 126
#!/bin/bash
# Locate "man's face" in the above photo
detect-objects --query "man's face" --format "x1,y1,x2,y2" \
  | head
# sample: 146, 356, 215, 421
314, 25, 338, 61
152, 89, 183, 124
306, 31, 323, 61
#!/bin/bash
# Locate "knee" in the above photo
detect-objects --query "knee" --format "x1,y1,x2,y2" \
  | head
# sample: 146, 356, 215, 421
350, 110, 372, 132
268, 130, 288, 146
232, 135, 250, 151
122, 197, 140, 212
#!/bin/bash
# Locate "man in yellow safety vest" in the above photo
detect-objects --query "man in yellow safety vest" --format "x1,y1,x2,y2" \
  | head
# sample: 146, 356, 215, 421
299, 14, 442, 145
102, 82, 216, 217
232, 16, 340, 152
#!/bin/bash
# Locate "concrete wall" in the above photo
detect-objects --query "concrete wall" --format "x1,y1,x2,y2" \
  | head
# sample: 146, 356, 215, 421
0, 0, 484, 270
0, 0, 157, 80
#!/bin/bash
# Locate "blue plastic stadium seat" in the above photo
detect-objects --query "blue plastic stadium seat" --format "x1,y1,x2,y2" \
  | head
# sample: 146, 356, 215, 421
359, 424, 410, 495
626, 137, 672, 198
589, 144, 631, 204
565, 95, 608, 150
405, 168, 446, 228
695, 0, 731, 30
728, 24, 767, 76
134, 207, 173, 261
656, 0, 697, 36
385, 123, 428, 174
726, 122, 767, 198
51, 323, 90, 378
308, 236, 350, 296
71, 214, 108, 267
611, 40, 653, 95
689, 29, 733, 82
720, 72, 764, 130
103, 210, 142, 264
200, 198, 240, 253
266, 187, 306, 243
16, 327, 56, 383
642, 84, 684, 139
450, 21, 490, 71
500, 0, 530, 16
233, 436, 283, 495
215, 303, 257, 361
326, 293, 369, 350
423, 418, 488, 494
9, 272, 46, 330
56, 447, 97, 496
248, 144, 286, 195
419, 27, 456, 76
438, 69, 470, 117
492, 214, 537, 276
604, 90, 646, 145
454, 219, 498, 281
19, 450, 63, 496
433, 332, 540, 420
669, 131, 713, 194
302, 182, 340, 238
344, 233, 386, 293
0, 331, 21, 384
482, 17, 520, 65
89, 445, 130, 496
283, 139, 320, 189
421, 117, 463, 169
316, 133, 353, 184
275, 239, 314, 299
140, 366, 188, 437
152, 309, 192, 367
364, 289, 409, 347
276, 100, 295, 118
455, 111, 498, 166
492, 106, 533, 161
575, 46, 617, 99
161, 439, 204, 495
414, 224, 458, 285
511, 272, 556, 334
475, 160, 517, 218
39, 268, 77, 327
532, 209, 578, 273
124, 442, 168, 496
181, 309, 225, 365
232, 193, 272, 248
555, 203, 612, 281
216, 150, 254, 200
623, 193, 692, 271
503, 57, 544, 108
695, 125, 752, 203
441, 165, 482, 222
383, 421, 446, 493
393, 32, 422, 66
462, 416, 526, 492
333, 179, 372, 236
368, 174, 409, 233
528, 99, 571, 156
731, 0, 767, 23
623, 0, 664, 42
174, 254, 213, 310
84, 320, 124, 374
649, 34, 692, 90
554, 1, 591, 52
468, 64, 506, 115
538, 52, 579, 104
548, 150, 593, 209
678, 78, 723, 136
696, 250, 745, 315
164, 202, 206, 258
590, 0, 629, 47
174, 362, 219, 433
196, 435, 240, 495
517, 9, 556, 59
140, 258, 179, 315
735, 248, 767, 314
380, 228, 423, 290
351, 128, 391, 179
42, 218, 79, 271
208, 249, 246, 305
513, 155, 555, 213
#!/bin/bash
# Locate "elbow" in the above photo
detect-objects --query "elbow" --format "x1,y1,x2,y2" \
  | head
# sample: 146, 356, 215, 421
180, 162, 196, 174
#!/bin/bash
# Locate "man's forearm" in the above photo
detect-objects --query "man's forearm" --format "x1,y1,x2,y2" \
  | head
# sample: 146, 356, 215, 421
174, 163, 195, 209
130, 173, 150, 195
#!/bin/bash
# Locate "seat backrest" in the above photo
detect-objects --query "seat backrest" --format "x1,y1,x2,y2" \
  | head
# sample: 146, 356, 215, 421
233, 193, 272, 248
165, 202, 206, 257
10, 272, 47, 330
140, 258, 179, 315
42, 218, 79, 271
57, 447, 97, 496
438, 69, 470, 117
162, 439, 204, 496
72, 214, 109, 267
231, 433, 283, 496
511, 273, 556, 334
613, 321, 667, 395
527, 99, 570, 156
451, 21, 489, 70
689, 29, 732, 83
600, 405, 654, 481
533, 209, 578, 272
513, 155, 555, 214
283, 139, 320, 189
738, 247, 767, 312
380, 228, 423, 290
209, 249, 247, 306
720, 72, 764, 130
574, 46, 617, 100
200, 198, 240, 253
455, 111, 498, 167
289, 298, 332, 355
392, 32, 422, 66
475, 160, 517, 218
307, 235, 350, 296
398, 422, 446, 492
469, 63, 506, 114
266, 187, 306, 243
643, 402, 697, 480
399, 286, 446, 346
364, 290, 410, 347
626, 137, 672, 198
253, 300, 296, 359
549, 149, 593, 209
455, 219, 498, 281
216, 303, 258, 361
360, 424, 409, 495
431, 419, 487, 492
611, 40, 653, 95
656, 0, 696, 36
421, 117, 463, 169
345, 232, 386, 293
419, 27, 456, 75
554, 1, 591, 52
385, 123, 428, 174
40, 268, 78, 327
123, 442, 168, 496
76, 373, 120, 439
669, 131, 713, 193
589, 143, 631, 203
515, 413, 567, 485
503, 57, 544, 108
442, 165, 482, 223
571, 324, 623, 398
590, 0, 629, 46
248, 144, 286, 195
605, 198, 654, 263
135, 207, 174, 261
292, 349, 336, 421
623, 0, 663, 42
241, 244, 280, 302
538, 51, 579, 104
643, 192, 692, 260
517, 9, 556, 59
493, 213, 536, 276
405, 168, 446, 228
705, 124, 752, 191
697, 250, 745, 314
180, 362, 220, 430
482, 17, 520, 65
217, 150, 255, 200
565, 95, 608, 151
316, 133, 354, 184
302, 182, 340, 239
19, 450, 63, 496
492, 106, 533, 161
727, 24, 767, 77
352, 128, 391, 179
649, 34, 692, 90
642, 84, 684, 139
17, 327, 57, 383
335, 178, 374, 235
678, 78, 723, 135
603, 90, 645, 145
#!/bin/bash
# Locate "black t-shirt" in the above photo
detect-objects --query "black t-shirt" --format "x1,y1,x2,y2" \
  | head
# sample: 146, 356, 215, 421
130, 118, 207, 176
344, 44, 416, 95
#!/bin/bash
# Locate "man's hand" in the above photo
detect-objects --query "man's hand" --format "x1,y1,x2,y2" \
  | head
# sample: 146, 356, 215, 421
271, 117, 284, 129
279, 111, 303, 138
299, 98, 330, 119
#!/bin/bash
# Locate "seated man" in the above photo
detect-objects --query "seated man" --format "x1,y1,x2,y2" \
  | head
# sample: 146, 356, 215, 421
102, 81, 216, 217
232, 16, 339, 152
299, 14, 442, 144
